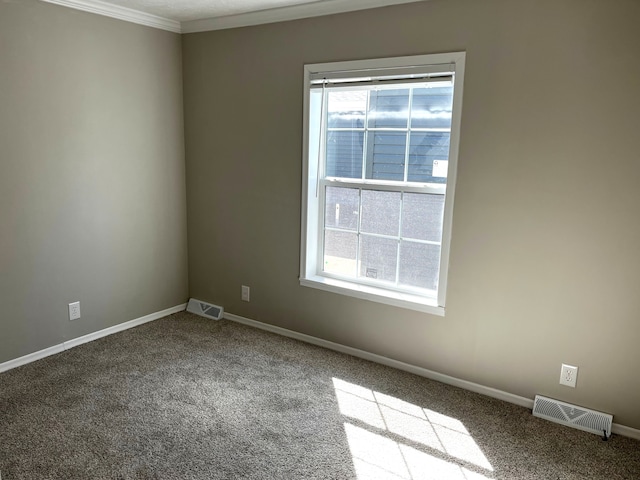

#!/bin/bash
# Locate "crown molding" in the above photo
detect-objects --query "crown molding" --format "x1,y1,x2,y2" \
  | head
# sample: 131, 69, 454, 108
181, 0, 426, 33
40, 0, 181, 33
40, 0, 427, 34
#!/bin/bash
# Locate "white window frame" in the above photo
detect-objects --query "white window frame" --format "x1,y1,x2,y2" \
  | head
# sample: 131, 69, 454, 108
300, 52, 465, 316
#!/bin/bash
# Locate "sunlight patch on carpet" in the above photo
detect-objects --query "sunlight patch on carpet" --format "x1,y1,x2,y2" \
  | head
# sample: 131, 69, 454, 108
333, 378, 494, 480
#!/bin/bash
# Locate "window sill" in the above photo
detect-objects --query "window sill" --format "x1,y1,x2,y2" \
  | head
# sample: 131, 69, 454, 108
299, 275, 445, 316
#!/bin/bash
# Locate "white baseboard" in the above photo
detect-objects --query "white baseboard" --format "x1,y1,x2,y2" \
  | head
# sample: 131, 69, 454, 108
223, 312, 640, 441
611, 423, 640, 440
0, 344, 67, 374
0, 303, 187, 374
63, 303, 187, 350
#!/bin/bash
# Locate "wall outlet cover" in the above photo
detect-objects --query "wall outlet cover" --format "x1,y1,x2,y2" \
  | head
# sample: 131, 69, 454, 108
68, 301, 81, 321
560, 364, 578, 388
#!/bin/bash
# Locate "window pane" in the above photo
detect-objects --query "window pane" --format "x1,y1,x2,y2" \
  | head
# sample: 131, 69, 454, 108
408, 132, 450, 183
361, 190, 401, 236
365, 131, 406, 181
411, 86, 453, 129
324, 230, 357, 277
359, 235, 398, 283
328, 90, 366, 128
402, 193, 444, 242
326, 131, 364, 178
399, 241, 441, 290
325, 187, 360, 231
368, 89, 410, 129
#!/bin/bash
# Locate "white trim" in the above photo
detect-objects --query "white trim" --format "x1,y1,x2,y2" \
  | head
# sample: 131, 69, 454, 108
437, 53, 464, 308
40, 0, 181, 33
300, 276, 445, 315
611, 423, 640, 441
0, 303, 187, 374
0, 344, 66, 374
224, 312, 531, 408
224, 311, 640, 440
181, 0, 426, 33
63, 303, 187, 349
39, 0, 427, 34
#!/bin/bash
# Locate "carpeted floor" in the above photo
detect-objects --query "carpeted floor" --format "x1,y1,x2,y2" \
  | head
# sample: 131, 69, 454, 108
1, 311, 639, 479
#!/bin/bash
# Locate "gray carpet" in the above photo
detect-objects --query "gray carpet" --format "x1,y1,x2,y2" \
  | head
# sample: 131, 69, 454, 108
1, 312, 639, 479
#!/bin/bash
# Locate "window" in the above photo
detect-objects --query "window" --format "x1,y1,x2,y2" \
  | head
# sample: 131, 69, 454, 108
300, 53, 465, 315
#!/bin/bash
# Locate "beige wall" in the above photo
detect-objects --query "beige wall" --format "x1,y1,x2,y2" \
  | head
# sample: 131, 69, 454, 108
183, 0, 640, 429
0, 1, 188, 363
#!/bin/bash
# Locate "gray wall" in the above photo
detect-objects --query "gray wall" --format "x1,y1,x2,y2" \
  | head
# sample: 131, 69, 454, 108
183, 0, 640, 429
0, 0, 188, 363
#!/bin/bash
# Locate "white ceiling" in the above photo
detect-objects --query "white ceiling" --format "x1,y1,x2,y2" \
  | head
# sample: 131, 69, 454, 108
104, 0, 324, 22
42, 0, 426, 33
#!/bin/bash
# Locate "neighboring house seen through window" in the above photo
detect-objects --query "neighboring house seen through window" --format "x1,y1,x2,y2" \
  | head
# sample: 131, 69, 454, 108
300, 53, 465, 315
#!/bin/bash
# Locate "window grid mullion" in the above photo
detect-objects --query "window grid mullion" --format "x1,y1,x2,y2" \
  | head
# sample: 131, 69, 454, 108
362, 90, 371, 181
327, 127, 450, 133
404, 88, 413, 183
356, 188, 363, 278
357, 230, 400, 242
326, 127, 450, 132
347, 229, 441, 246
399, 236, 441, 246
395, 192, 404, 286
325, 223, 442, 246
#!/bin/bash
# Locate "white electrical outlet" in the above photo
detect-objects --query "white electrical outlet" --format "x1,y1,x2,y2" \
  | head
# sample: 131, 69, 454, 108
68, 301, 81, 321
560, 364, 578, 388
241, 285, 250, 302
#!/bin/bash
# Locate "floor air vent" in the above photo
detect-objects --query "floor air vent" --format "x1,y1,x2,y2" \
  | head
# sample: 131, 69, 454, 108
186, 298, 224, 320
533, 395, 612, 437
